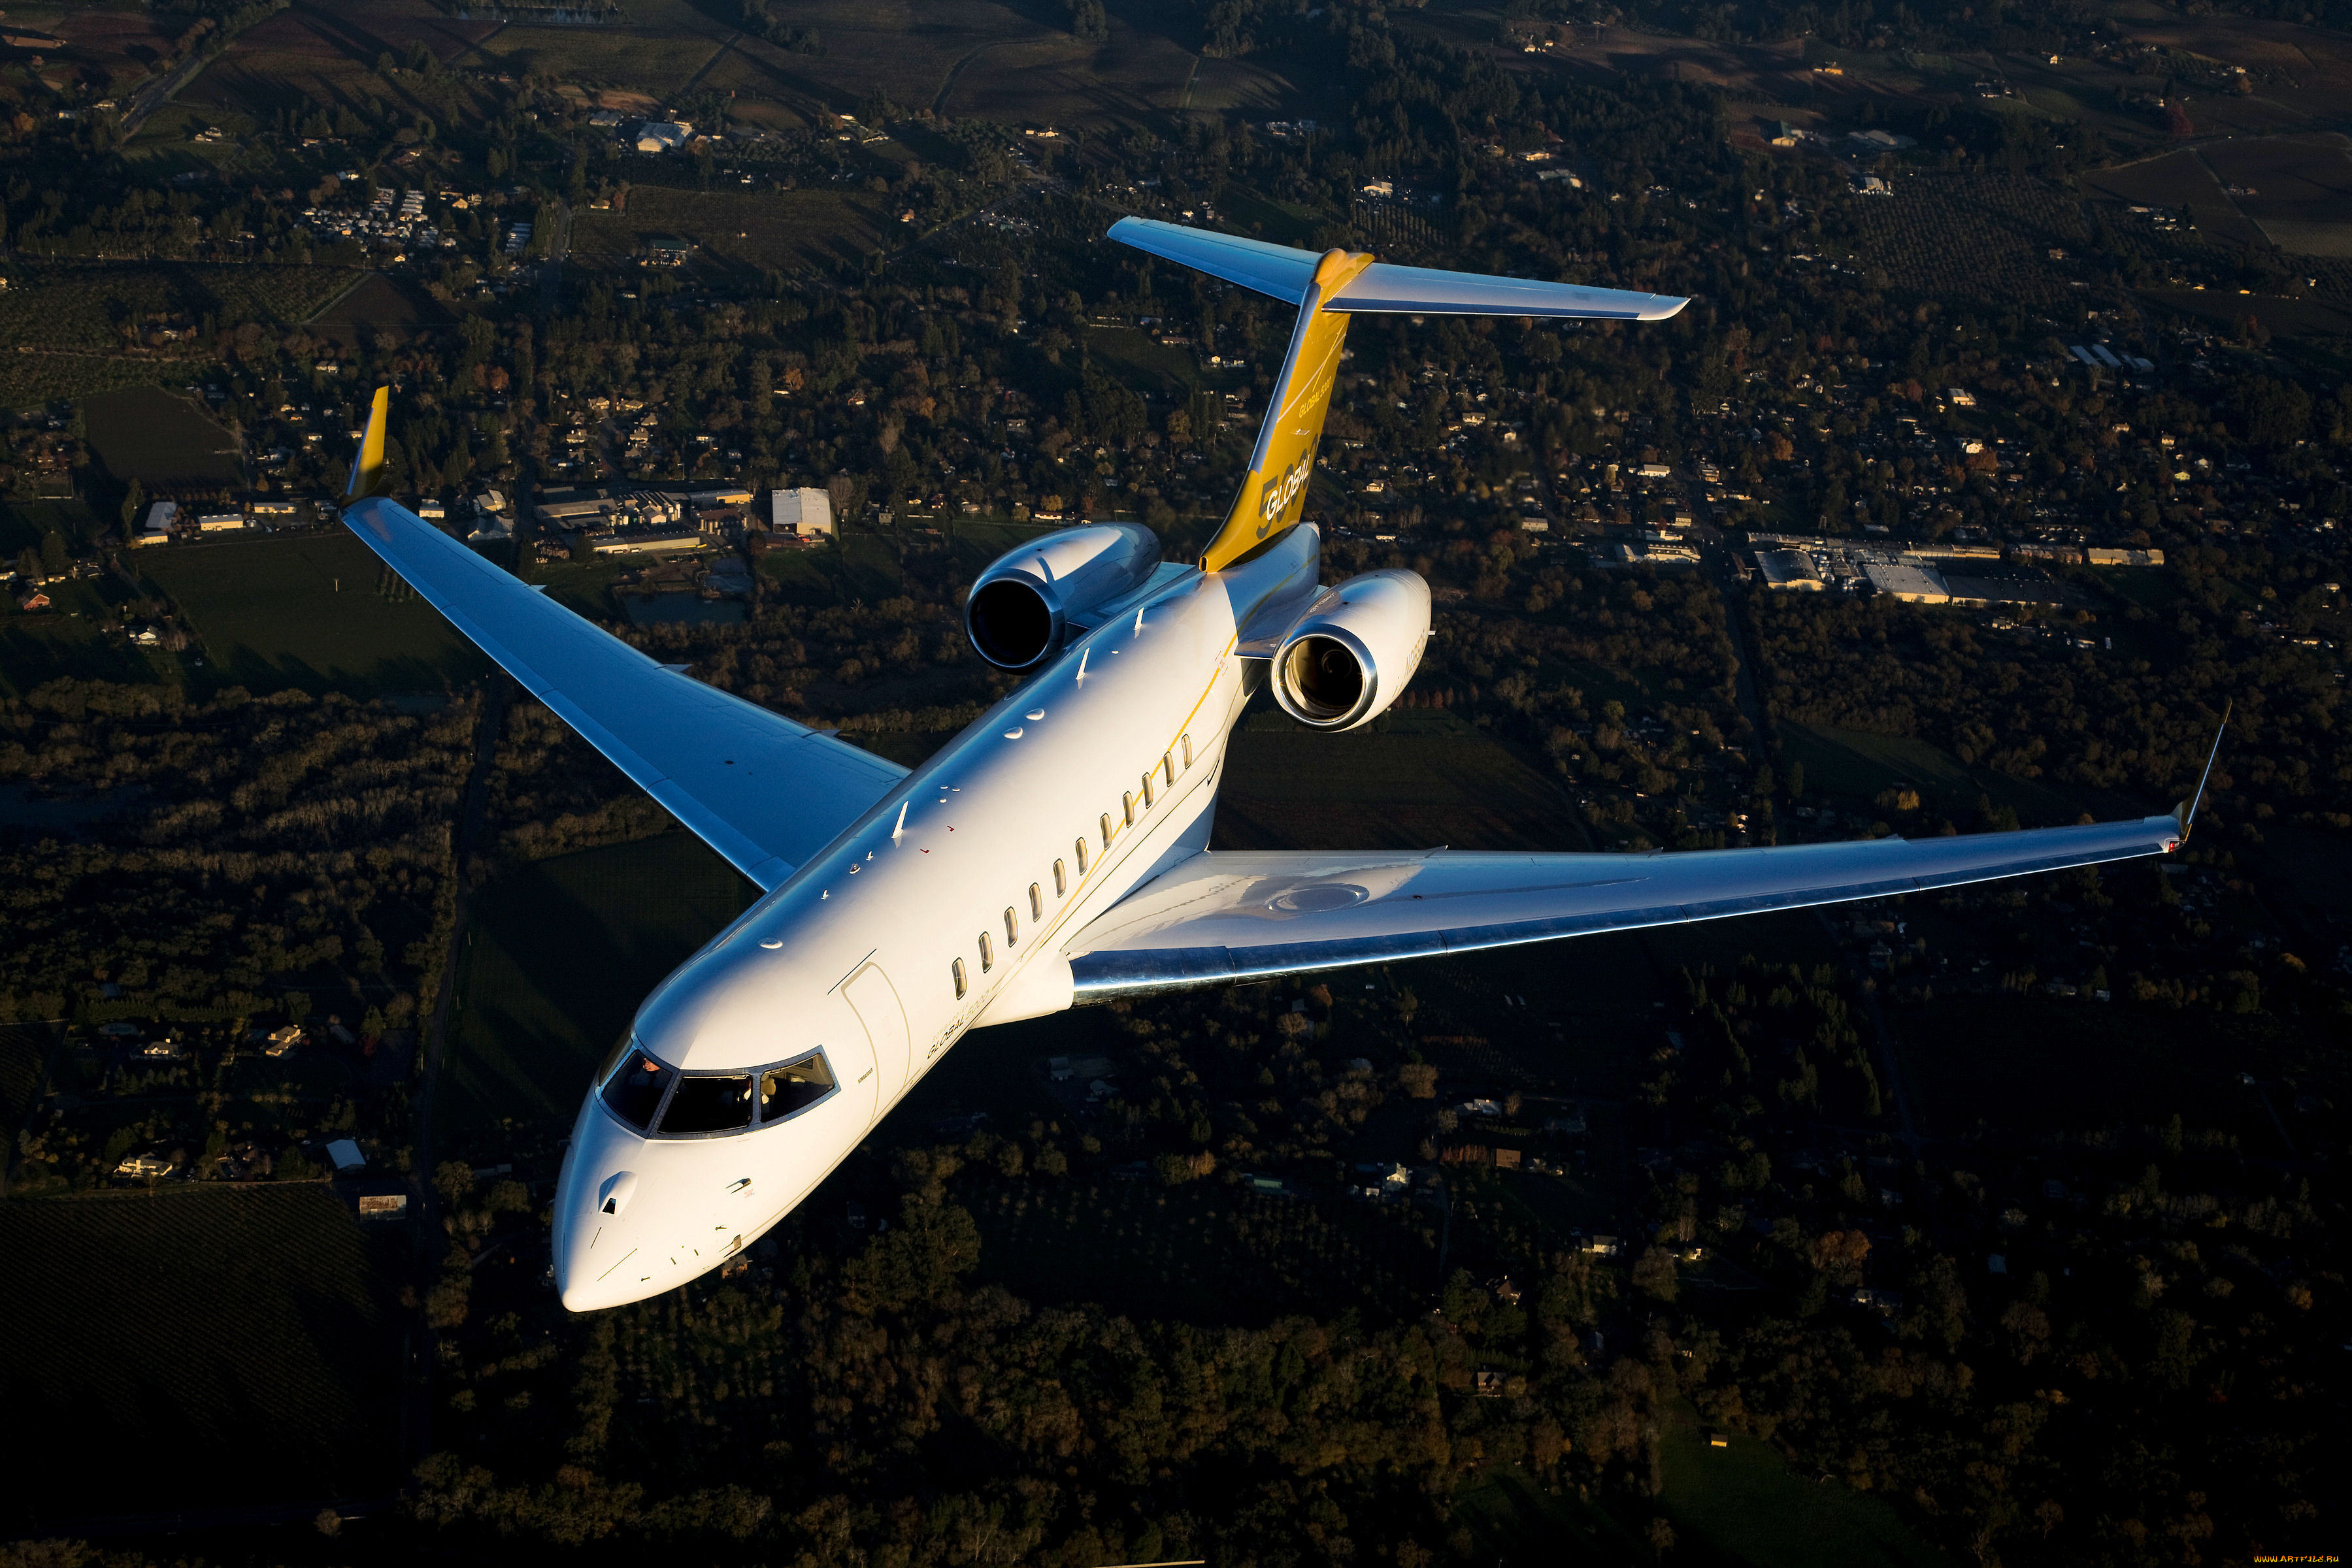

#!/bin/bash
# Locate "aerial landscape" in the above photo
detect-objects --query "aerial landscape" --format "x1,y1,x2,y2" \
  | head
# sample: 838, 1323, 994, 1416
1, 0, 2347, 1563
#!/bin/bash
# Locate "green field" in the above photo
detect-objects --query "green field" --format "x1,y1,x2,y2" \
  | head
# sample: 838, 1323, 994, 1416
83, 385, 242, 490
570, 186, 891, 277
1454, 1407, 1953, 1568
442, 833, 758, 1137
139, 531, 491, 694
1655, 1404, 1955, 1568
0, 1185, 405, 1527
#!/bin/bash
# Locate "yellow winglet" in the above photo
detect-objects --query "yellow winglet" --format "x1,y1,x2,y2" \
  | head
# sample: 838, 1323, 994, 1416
346, 385, 390, 501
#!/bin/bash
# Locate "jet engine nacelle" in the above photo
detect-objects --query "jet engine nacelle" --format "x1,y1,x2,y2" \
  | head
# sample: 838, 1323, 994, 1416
1270, 569, 1431, 732
964, 523, 1161, 670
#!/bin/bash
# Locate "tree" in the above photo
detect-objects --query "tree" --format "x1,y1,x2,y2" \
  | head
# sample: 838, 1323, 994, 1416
120, 478, 144, 532
40, 531, 67, 578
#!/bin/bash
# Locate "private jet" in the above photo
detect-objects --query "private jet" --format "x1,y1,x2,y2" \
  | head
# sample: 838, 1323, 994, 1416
339, 218, 2210, 1310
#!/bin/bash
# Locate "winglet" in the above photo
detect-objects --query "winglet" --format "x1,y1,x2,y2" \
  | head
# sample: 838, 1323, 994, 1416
346, 385, 390, 502
2172, 701, 2231, 843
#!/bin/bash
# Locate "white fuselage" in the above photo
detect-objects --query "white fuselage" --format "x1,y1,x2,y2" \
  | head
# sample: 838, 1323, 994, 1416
550, 529, 1319, 1309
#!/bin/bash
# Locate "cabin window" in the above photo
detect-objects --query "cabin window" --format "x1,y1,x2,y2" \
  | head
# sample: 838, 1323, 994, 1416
1099, 813, 1114, 850
1074, 838, 1090, 874
1161, 753, 1176, 789
1053, 858, 1068, 896
759, 1051, 835, 1122
952, 958, 967, 998
1141, 770, 1155, 808
1122, 791, 1136, 827
657, 1073, 755, 1135
1029, 883, 1044, 921
1004, 906, 1019, 945
1182, 733, 1193, 769
979, 932, 994, 972
599, 1048, 671, 1132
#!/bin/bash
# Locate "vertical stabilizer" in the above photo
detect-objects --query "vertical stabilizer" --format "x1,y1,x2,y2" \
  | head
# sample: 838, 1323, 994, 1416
1201, 245, 1370, 572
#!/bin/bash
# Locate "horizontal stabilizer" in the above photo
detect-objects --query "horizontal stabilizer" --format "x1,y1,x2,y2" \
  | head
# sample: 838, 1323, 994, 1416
1329, 261, 1685, 321
1107, 216, 1327, 304
1106, 216, 1685, 319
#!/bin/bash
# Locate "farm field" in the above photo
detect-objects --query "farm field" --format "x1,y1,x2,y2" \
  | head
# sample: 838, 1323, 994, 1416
0, 261, 354, 353
0, 1185, 405, 1529
463, 5, 729, 97
305, 270, 451, 346
82, 385, 242, 490
1889, 993, 2301, 1149
182, 1, 505, 125
139, 531, 491, 695
2084, 147, 2278, 251
2200, 133, 2352, 257
442, 832, 758, 1139
569, 186, 891, 278
1653, 1402, 1956, 1568
1843, 172, 2093, 307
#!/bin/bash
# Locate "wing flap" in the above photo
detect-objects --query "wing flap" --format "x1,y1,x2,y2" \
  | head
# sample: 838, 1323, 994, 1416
1328, 261, 1687, 320
343, 497, 903, 890
1063, 817, 2179, 996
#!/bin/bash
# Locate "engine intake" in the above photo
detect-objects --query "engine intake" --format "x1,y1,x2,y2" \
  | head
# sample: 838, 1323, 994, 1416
1270, 570, 1430, 732
964, 523, 1160, 670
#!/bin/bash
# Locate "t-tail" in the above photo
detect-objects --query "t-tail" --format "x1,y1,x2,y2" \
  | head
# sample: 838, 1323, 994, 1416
1106, 217, 1689, 572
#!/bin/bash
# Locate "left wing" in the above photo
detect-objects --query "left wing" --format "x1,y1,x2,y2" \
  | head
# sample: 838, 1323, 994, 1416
342, 495, 904, 890
1061, 815, 2183, 998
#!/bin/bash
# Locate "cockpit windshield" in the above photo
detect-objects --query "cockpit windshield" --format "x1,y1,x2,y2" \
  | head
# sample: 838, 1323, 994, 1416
597, 1042, 836, 1137
600, 1049, 669, 1131
658, 1074, 754, 1135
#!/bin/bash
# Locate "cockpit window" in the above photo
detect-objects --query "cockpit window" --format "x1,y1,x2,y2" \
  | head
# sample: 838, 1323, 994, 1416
597, 1044, 836, 1137
659, 1074, 755, 1135
760, 1052, 835, 1121
600, 1050, 669, 1131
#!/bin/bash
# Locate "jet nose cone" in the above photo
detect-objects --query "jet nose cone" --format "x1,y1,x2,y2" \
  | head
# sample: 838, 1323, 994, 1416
553, 1095, 642, 1313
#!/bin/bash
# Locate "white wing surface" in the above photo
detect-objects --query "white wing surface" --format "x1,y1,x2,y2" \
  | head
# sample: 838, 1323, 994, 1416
1063, 815, 2181, 996
342, 497, 904, 890
1328, 261, 1687, 321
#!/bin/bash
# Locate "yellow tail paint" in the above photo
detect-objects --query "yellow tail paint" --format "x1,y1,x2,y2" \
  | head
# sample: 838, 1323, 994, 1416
1199, 246, 1373, 573
348, 385, 391, 501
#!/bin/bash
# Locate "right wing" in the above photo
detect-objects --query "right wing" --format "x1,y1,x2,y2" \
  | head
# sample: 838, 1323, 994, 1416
343, 495, 903, 890
1062, 814, 2182, 997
